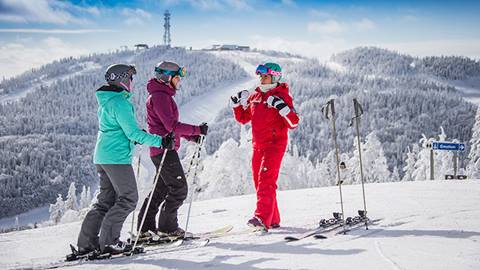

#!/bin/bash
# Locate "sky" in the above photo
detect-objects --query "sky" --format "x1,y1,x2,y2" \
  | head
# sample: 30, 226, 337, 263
0, 0, 479, 79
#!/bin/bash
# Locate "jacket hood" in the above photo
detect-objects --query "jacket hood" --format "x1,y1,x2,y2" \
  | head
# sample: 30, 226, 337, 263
95, 84, 132, 107
147, 78, 176, 96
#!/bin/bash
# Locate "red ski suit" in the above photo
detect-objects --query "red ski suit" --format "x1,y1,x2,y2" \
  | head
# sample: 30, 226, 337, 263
233, 83, 299, 228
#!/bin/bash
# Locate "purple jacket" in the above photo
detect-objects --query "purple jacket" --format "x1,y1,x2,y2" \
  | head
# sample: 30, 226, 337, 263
146, 78, 200, 157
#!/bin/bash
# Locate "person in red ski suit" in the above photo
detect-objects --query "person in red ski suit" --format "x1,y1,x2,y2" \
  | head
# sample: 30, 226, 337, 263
231, 62, 299, 231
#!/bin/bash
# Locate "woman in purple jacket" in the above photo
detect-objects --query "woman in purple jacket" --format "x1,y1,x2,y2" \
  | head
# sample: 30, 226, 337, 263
137, 61, 208, 238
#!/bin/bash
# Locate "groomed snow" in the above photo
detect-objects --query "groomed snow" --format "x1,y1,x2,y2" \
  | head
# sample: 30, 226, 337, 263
0, 61, 101, 104
1, 180, 479, 270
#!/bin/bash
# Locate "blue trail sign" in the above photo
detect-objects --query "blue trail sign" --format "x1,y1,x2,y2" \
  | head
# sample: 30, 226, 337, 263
432, 142, 465, 151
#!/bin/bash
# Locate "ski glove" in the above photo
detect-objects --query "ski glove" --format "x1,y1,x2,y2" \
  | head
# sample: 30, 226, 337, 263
266, 95, 291, 117
161, 132, 175, 150
231, 90, 249, 107
192, 135, 203, 144
199, 122, 208, 135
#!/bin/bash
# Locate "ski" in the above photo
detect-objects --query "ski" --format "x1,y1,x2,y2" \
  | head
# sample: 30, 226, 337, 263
184, 224, 234, 240
48, 238, 208, 269
313, 211, 381, 239
284, 212, 345, 242
50, 226, 231, 269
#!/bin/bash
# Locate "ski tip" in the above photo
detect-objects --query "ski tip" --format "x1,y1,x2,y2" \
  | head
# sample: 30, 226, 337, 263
284, 237, 299, 242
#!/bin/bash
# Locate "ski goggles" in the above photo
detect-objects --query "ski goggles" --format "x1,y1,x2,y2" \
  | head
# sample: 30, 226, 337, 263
155, 66, 187, 77
255, 65, 282, 76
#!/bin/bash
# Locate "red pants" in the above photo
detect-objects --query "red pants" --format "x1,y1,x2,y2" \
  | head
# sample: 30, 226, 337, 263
252, 145, 286, 229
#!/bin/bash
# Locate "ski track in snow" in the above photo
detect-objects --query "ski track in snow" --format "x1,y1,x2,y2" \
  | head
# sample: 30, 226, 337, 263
374, 240, 403, 270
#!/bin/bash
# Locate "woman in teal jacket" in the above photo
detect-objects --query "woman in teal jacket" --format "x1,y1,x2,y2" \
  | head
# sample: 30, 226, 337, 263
77, 64, 174, 256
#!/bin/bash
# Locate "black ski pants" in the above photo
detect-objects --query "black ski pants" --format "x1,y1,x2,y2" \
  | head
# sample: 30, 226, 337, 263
137, 150, 188, 233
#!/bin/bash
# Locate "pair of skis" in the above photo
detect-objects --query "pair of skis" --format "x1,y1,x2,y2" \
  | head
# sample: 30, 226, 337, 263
321, 98, 370, 232
52, 225, 233, 269
285, 210, 376, 241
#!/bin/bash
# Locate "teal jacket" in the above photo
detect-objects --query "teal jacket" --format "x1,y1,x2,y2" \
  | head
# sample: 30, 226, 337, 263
93, 85, 162, 164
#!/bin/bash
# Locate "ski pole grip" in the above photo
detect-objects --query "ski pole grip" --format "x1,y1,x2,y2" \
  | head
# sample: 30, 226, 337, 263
329, 99, 335, 116
353, 98, 363, 116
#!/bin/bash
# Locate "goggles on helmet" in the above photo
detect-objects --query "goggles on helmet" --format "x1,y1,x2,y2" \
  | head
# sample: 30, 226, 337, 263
255, 64, 282, 76
155, 66, 187, 78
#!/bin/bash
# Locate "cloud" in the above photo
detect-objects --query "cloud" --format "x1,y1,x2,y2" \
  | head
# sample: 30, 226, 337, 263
352, 18, 376, 31
308, 18, 376, 35
121, 8, 152, 26
308, 9, 334, 18
250, 35, 349, 60
0, 28, 116, 34
0, 0, 94, 25
165, 0, 252, 11
308, 20, 346, 35
281, 0, 296, 7
0, 37, 89, 79
376, 39, 480, 59
251, 36, 480, 63
401, 15, 419, 22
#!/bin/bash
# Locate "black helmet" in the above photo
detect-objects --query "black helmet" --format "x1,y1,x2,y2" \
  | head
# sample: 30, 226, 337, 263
105, 64, 136, 91
154, 61, 186, 83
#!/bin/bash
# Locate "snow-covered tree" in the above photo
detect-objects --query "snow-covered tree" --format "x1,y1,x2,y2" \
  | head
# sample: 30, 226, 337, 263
391, 167, 400, 182
349, 132, 390, 183
318, 150, 338, 186
412, 135, 434, 181
280, 144, 317, 189
49, 194, 65, 224
434, 127, 455, 179
79, 185, 93, 209
195, 138, 253, 200
64, 182, 78, 211
402, 145, 418, 181
467, 106, 480, 179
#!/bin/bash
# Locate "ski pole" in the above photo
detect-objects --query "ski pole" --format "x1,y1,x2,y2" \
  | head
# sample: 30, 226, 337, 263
130, 152, 142, 240
351, 98, 368, 230
132, 133, 173, 252
184, 135, 206, 237
322, 99, 346, 234
184, 137, 203, 181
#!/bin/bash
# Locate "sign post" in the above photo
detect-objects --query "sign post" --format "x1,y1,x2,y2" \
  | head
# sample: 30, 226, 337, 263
431, 141, 466, 180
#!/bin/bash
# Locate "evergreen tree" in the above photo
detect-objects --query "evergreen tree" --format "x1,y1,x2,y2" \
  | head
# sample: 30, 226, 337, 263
64, 182, 78, 211
412, 135, 433, 181
467, 106, 480, 179
435, 127, 454, 179
402, 145, 418, 181
49, 194, 65, 224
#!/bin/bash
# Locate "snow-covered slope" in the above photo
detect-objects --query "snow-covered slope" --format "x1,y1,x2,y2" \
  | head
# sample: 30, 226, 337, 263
0, 61, 102, 104
179, 50, 306, 124
1, 180, 479, 270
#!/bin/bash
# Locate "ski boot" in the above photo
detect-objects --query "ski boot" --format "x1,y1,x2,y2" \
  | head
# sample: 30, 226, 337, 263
65, 244, 94, 262
270, 223, 280, 229
247, 216, 268, 232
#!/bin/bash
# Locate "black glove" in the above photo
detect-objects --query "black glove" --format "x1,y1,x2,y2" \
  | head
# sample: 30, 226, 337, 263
231, 90, 249, 106
266, 95, 291, 117
231, 95, 240, 104
161, 132, 175, 150
199, 122, 208, 135
192, 135, 203, 144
